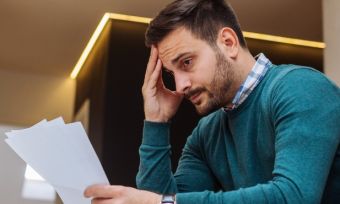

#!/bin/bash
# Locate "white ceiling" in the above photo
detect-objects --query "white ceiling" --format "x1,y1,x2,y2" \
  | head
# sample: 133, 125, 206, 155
0, 0, 322, 77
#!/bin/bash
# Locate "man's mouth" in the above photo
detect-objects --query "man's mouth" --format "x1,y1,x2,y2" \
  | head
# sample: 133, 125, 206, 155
187, 91, 202, 104
185, 87, 206, 104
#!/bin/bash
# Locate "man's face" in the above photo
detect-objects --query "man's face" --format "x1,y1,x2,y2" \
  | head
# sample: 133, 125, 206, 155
158, 27, 235, 115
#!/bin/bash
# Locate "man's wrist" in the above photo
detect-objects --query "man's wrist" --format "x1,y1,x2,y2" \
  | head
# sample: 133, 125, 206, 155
161, 194, 176, 204
144, 119, 171, 124
145, 117, 170, 123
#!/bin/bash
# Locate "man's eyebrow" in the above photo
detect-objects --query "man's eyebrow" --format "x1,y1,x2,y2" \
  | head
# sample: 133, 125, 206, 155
171, 52, 191, 65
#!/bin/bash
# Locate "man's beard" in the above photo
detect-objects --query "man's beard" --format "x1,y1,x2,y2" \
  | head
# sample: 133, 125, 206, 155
185, 48, 234, 115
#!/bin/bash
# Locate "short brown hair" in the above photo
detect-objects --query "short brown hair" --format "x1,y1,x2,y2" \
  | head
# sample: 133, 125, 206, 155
145, 0, 247, 48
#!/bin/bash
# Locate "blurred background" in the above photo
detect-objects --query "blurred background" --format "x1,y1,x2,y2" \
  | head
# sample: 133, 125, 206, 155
0, 0, 339, 203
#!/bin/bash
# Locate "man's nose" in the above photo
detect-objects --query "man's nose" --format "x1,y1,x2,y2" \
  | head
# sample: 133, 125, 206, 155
174, 73, 191, 94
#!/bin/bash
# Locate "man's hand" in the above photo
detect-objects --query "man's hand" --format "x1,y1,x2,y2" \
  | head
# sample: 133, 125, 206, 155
142, 46, 183, 122
84, 184, 161, 204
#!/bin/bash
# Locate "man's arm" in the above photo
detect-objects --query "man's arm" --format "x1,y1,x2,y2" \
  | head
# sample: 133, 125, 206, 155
136, 121, 178, 194
136, 120, 218, 194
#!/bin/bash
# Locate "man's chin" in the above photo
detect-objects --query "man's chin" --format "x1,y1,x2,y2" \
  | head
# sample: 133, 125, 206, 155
188, 95, 222, 116
194, 103, 220, 116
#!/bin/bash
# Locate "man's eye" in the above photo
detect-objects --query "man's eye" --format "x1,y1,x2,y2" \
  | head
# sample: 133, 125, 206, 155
183, 58, 192, 67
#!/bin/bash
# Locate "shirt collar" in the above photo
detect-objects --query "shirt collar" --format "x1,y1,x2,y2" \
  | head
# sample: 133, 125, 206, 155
224, 53, 272, 111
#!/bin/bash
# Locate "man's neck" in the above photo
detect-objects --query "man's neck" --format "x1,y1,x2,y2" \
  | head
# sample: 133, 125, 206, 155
225, 50, 257, 107
237, 50, 257, 85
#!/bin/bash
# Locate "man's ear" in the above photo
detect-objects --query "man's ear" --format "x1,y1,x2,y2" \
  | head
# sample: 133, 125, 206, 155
218, 27, 239, 59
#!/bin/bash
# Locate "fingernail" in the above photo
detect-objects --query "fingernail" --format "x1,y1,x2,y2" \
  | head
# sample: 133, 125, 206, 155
84, 187, 91, 197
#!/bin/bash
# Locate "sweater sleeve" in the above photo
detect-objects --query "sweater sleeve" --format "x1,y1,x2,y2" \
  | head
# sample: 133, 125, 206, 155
136, 121, 177, 194
175, 68, 340, 204
136, 120, 218, 194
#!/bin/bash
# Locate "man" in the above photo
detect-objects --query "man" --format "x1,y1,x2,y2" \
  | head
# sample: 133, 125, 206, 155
84, 0, 340, 203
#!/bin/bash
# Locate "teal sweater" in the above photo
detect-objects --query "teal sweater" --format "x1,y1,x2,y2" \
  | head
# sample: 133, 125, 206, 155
136, 64, 340, 203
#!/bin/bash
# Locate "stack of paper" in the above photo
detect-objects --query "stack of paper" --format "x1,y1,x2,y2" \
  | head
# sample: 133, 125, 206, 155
4, 117, 109, 204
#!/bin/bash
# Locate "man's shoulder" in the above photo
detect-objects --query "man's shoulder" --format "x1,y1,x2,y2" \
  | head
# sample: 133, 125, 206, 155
269, 64, 322, 81
264, 64, 340, 113
265, 64, 338, 93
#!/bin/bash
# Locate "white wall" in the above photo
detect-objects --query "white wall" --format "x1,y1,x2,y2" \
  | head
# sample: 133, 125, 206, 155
0, 69, 75, 125
0, 124, 55, 204
323, 0, 340, 86
0, 69, 75, 204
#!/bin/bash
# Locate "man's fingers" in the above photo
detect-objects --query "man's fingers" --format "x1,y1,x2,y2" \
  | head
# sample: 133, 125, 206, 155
144, 45, 159, 85
84, 184, 124, 199
148, 59, 163, 89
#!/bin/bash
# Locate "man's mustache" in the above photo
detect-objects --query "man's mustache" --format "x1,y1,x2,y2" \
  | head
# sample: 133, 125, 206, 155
184, 87, 206, 100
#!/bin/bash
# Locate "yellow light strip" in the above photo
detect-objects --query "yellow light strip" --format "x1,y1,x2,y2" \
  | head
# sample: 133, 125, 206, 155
243, 31, 325, 49
109, 13, 151, 24
70, 13, 111, 79
70, 12, 325, 79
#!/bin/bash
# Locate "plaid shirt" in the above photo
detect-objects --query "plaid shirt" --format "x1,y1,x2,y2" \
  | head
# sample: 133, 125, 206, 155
225, 53, 272, 111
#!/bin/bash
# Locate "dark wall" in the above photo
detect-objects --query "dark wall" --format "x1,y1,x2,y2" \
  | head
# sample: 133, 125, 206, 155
247, 39, 323, 72
103, 20, 155, 186
75, 22, 112, 159
74, 19, 323, 187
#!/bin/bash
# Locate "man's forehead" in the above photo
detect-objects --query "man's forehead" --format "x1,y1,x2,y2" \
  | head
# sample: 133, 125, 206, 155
158, 28, 200, 62
158, 43, 188, 60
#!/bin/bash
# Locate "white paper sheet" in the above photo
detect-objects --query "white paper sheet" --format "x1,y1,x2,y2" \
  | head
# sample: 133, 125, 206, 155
4, 117, 109, 204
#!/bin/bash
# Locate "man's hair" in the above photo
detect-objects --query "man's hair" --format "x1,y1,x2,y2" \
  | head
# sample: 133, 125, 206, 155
145, 0, 247, 48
